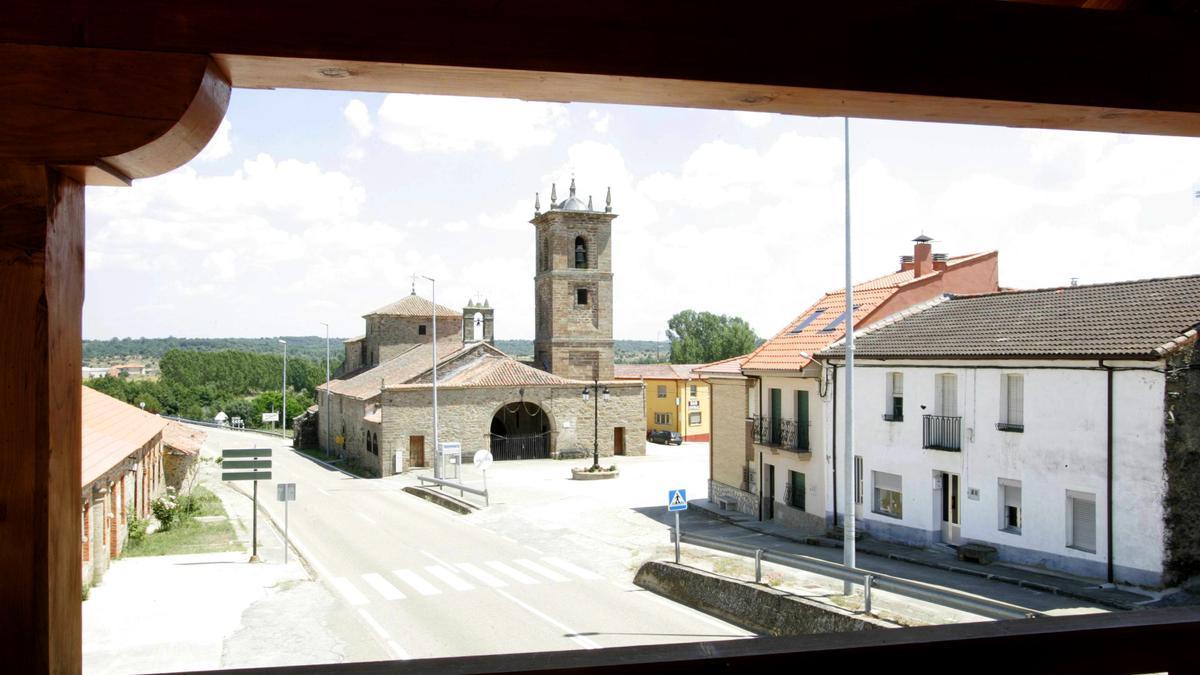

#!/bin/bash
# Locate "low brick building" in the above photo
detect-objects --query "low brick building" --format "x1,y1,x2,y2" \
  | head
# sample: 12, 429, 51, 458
162, 421, 206, 490
81, 387, 167, 587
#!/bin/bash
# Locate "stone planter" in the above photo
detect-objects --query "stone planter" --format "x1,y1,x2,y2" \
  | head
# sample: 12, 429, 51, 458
571, 467, 620, 481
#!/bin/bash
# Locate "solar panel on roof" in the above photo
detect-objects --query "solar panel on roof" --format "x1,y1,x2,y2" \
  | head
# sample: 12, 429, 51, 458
790, 309, 826, 333
820, 305, 860, 333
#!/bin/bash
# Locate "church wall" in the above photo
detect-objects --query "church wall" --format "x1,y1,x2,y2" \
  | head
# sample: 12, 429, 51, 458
381, 381, 646, 471
319, 391, 386, 475
366, 315, 462, 366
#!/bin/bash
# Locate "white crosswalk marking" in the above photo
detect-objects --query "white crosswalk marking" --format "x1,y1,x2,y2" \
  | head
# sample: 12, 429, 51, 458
455, 562, 508, 588
485, 560, 539, 585
331, 577, 369, 606
514, 558, 570, 582
542, 556, 603, 580
424, 565, 475, 591
393, 569, 442, 596
361, 573, 405, 600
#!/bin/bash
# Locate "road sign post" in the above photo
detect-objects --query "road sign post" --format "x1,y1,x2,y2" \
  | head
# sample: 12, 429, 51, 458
223, 448, 273, 562
473, 449, 493, 507
277, 483, 296, 564
668, 489, 687, 564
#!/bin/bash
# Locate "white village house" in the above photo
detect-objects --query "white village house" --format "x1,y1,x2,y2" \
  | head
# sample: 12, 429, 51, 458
816, 275, 1200, 587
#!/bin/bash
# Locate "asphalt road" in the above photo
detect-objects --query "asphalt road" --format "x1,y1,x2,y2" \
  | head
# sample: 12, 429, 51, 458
202, 427, 752, 662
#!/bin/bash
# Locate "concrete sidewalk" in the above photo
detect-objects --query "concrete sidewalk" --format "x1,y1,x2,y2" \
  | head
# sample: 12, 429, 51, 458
690, 498, 1151, 611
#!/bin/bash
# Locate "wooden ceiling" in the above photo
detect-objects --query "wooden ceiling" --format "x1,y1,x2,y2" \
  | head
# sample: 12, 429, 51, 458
4, 0, 1200, 137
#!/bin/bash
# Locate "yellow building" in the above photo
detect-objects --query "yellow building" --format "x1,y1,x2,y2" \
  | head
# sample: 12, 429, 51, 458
614, 364, 711, 442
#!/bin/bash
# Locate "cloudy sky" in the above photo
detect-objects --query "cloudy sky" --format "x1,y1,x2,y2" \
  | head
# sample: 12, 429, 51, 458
84, 89, 1200, 342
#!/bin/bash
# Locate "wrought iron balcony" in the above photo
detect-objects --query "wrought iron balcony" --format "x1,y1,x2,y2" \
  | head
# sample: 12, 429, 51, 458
923, 414, 962, 451
752, 415, 809, 451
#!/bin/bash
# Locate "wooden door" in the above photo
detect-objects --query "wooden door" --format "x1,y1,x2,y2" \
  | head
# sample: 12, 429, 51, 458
409, 435, 425, 468
614, 427, 625, 455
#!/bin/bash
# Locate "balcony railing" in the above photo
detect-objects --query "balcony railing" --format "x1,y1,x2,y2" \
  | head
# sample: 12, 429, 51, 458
923, 414, 962, 451
752, 415, 809, 451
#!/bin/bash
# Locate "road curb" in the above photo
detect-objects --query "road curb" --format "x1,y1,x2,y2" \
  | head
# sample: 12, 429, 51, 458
224, 479, 316, 579
689, 501, 1136, 611
288, 448, 363, 481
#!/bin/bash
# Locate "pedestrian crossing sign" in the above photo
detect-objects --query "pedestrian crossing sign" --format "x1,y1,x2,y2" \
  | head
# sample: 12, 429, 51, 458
667, 489, 688, 512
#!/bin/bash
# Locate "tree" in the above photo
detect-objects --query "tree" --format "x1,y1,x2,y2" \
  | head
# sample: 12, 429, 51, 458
666, 310, 758, 364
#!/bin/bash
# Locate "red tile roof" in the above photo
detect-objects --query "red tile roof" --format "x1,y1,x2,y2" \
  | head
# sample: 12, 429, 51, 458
613, 364, 700, 380
693, 354, 749, 376
742, 251, 996, 372
82, 387, 166, 486
162, 421, 205, 456
366, 293, 460, 318
319, 337, 467, 399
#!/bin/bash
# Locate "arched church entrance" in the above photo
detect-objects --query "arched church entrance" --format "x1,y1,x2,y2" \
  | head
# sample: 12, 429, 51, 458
490, 401, 551, 460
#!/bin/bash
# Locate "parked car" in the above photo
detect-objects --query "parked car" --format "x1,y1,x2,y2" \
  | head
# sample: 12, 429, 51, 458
648, 430, 682, 445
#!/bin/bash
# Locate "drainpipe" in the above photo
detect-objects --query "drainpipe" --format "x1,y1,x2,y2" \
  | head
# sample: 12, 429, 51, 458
1101, 360, 1115, 584
747, 374, 762, 520
831, 363, 838, 528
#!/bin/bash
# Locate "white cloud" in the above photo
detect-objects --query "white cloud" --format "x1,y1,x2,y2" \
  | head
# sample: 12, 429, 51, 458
735, 111, 773, 128
377, 94, 567, 159
196, 118, 232, 161
588, 109, 612, 133
343, 99, 374, 139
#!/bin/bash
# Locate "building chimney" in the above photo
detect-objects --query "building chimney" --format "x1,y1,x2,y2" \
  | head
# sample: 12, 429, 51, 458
932, 252, 948, 271
913, 234, 934, 277
899, 255, 914, 271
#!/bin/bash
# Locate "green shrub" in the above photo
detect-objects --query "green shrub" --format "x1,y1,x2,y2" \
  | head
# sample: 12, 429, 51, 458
127, 514, 148, 544
151, 487, 180, 531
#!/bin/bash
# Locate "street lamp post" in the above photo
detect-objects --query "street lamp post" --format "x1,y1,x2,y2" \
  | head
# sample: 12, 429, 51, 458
320, 322, 331, 457
278, 339, 288, 433
419, 275, 439, 460
582, 379, 610, 470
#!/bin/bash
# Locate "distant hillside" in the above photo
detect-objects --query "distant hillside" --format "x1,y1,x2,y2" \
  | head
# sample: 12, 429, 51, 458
85, 336, 671, 366
83, 336, 342, 366
494, 339, 669, 364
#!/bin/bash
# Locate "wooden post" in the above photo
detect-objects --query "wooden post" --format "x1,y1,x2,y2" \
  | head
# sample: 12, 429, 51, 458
0, 162, 84, 674
0, 45, 229, 673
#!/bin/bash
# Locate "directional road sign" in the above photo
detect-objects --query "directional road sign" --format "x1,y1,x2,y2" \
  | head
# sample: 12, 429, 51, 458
222, 448, 273, 458
223, 459, 271, 471
222, 471, 273, 482
261, 412, 279, 423
668, 489, 688, 512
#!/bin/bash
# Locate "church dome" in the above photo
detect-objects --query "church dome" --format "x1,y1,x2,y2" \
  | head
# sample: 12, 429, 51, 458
557, 195, 588, 211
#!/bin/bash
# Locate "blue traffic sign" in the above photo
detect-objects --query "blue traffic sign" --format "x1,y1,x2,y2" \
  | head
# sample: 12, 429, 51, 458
667, 489, 688, 512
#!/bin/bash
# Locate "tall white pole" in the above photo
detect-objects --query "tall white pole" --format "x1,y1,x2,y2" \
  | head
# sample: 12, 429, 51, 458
279, 339, 288, 433
321, 322, 331, 455
422, 276, 439, 456
842, 116, 857, 594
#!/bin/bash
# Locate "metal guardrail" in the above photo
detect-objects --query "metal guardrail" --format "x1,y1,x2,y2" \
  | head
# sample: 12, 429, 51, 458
417, 475, 490, 506
163, 415, 293, 439
677, 530, 1042, 621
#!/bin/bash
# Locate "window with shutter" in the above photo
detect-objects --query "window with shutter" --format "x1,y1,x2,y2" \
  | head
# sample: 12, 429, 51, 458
854, 456, 864, 505
1069, 493, 1097, 553
999, 374, 1025, 431
999, 479, 1021, 533
872, 471, 903, 518
935, 373, 957, 417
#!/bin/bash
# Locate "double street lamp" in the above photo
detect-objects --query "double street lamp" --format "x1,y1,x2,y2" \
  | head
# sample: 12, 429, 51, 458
581, 379, 610, 470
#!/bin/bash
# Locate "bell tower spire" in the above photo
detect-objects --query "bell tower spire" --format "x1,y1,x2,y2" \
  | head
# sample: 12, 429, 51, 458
530, 177, 617, 380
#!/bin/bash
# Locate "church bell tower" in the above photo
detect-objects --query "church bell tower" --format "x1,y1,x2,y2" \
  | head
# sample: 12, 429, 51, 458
532, 178, 615, 381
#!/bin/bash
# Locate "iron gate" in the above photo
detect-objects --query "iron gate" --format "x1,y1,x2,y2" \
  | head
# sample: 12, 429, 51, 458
489, 432, 550, 460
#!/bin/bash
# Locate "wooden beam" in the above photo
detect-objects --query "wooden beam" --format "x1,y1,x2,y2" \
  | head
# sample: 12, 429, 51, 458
5, 1, 1200, 135
0, 44, 230, 183
0, 162, 83, 674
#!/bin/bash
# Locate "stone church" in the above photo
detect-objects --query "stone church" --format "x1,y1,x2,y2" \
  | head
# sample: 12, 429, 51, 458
315, 180, 646, 476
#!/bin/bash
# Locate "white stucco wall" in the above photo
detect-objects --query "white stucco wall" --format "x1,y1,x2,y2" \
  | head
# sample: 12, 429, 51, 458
822, 358, 1167, 586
